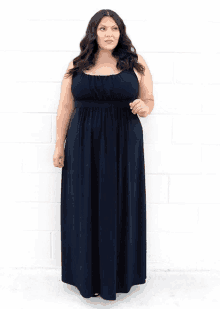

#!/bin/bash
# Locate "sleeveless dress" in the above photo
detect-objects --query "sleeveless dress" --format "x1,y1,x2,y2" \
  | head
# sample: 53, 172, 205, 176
61, 67, 147, 301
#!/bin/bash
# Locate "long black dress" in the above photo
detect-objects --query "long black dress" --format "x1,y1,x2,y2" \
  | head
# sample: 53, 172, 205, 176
61, 67, 147, 301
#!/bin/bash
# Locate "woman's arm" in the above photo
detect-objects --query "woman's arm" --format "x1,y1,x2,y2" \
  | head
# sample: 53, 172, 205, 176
56, 61, 74, 148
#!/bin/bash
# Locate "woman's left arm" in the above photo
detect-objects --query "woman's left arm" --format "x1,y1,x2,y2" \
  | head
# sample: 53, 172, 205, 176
130, 54, 154, 118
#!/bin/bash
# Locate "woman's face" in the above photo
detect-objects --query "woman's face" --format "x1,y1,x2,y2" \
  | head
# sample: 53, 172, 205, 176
96, 17, 120, 51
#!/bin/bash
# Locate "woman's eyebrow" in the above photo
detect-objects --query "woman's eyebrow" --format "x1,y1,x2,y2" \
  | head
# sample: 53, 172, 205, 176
99, 24, 117, 27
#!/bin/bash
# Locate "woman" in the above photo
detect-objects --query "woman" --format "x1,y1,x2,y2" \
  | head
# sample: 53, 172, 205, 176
53, 9, 154, 301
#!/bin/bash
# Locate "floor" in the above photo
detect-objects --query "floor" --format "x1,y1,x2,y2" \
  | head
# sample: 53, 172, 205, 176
0, 269, 219, 308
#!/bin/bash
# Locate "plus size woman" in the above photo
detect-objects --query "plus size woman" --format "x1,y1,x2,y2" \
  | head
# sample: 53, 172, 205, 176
53, 9, 154, 301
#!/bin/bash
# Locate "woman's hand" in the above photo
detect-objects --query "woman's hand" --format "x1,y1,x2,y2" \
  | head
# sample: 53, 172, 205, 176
53, 146, 65, 168
129, 99, 150, 117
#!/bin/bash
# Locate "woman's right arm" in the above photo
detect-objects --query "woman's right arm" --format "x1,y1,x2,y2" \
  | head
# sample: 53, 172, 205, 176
55, 61, 75, 149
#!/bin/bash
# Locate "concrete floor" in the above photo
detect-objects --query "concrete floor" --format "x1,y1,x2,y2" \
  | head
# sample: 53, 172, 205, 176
0, 269, 219, 309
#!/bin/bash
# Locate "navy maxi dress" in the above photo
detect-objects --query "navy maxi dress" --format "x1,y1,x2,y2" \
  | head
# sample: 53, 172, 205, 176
61, 67, 147, 301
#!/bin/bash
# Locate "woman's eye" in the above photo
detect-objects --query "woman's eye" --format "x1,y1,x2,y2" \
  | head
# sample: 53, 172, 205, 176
100, 27, 118, 30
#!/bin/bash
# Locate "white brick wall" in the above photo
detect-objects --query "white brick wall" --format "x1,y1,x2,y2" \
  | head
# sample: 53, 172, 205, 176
0, 1, 219, 270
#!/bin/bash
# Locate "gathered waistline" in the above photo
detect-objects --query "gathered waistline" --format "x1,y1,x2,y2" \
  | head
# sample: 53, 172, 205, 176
75, 100, 132, 108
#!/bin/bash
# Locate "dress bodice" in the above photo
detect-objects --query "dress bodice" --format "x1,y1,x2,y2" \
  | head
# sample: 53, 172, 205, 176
71, 68, 139, 106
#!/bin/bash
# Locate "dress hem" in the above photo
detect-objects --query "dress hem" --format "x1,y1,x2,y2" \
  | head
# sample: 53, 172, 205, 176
61, 277, 147, 300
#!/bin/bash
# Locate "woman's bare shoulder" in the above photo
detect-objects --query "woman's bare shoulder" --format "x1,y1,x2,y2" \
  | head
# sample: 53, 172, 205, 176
67, 60, 74, 70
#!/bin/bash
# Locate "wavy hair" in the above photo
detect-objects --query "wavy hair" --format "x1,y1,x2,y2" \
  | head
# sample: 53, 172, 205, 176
65, 9, 145, 79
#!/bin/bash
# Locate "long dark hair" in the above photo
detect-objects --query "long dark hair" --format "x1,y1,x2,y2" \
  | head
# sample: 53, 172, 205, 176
65, 9, 145, 79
